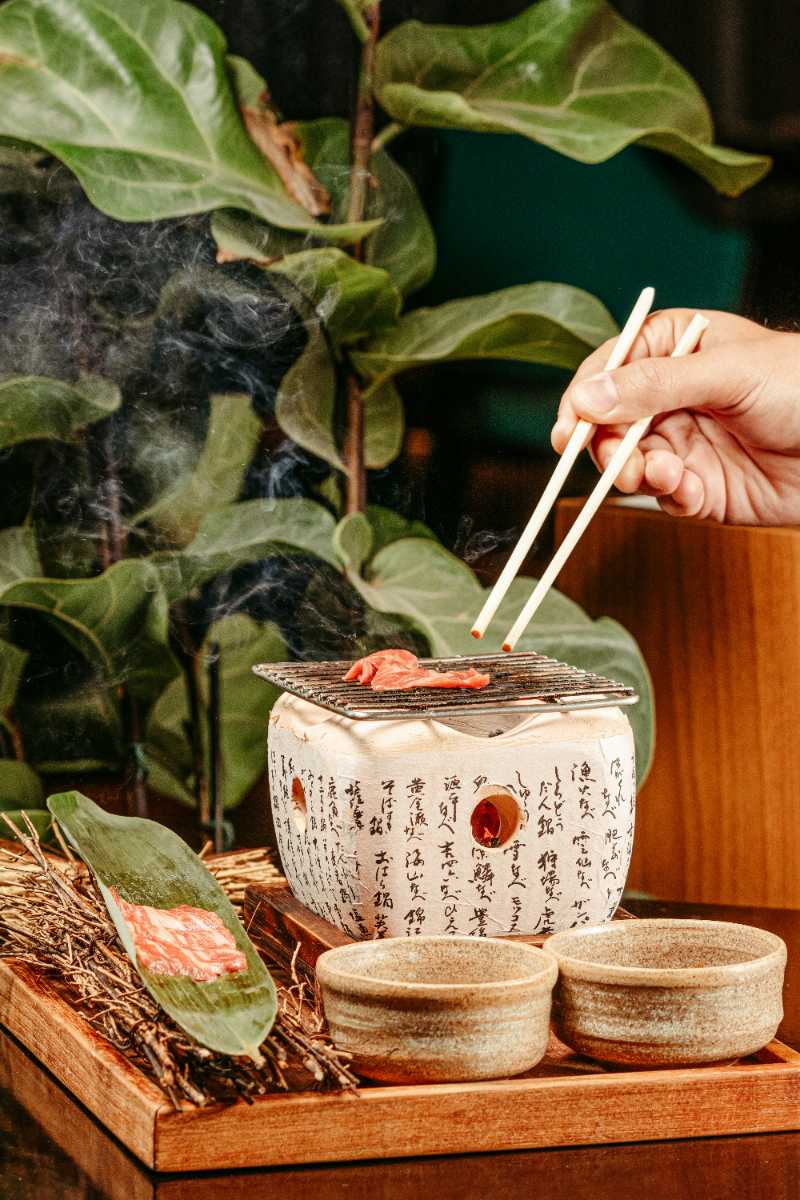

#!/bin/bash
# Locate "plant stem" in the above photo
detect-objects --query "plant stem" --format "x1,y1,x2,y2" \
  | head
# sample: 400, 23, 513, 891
207, 642, 223, 854
371, 120, 403, 153
172, 606, 208, 827
98, 424, 147, 818
346, 4, 380, 237
343, 374, 367, 514
344, 2, 380, 516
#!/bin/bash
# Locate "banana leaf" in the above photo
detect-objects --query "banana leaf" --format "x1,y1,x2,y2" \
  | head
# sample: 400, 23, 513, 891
47, 791, 277, 1061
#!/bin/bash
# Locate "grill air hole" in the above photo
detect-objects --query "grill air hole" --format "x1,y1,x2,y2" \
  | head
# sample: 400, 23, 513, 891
291, 776, 308, 835
470, 787, 522, 849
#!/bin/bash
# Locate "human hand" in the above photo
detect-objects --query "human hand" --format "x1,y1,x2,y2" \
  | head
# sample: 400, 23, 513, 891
552, 309, 800, 524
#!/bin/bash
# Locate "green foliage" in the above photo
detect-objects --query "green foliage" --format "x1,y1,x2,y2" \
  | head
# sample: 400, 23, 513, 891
351, 283, 618, 395
0, 0, 768, 814
0, 528, 41, 587
133, 394, 262, 548
0, 761, 44, 810
154, 498, 338, 602
0, 376, 121, 449
0, 0, 374, 237
0, 561, 179, 704
374, 0, 770, 197
146, 616, 285, 810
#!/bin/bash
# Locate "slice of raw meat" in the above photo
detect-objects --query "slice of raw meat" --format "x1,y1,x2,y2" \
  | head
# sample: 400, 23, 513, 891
342, 648, 418, 684
112, 890, 247, 983
371, 663, 490, 692
344, 647, 491, 692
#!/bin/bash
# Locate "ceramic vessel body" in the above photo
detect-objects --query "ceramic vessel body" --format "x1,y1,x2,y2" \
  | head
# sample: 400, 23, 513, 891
317, 935, 558, 1083
547, 919, 787, 1065
268, 694, 636, 939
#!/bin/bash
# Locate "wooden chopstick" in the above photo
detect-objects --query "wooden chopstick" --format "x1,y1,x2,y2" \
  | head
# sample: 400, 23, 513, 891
501, 312, 710, 652
470, 286, 655, 641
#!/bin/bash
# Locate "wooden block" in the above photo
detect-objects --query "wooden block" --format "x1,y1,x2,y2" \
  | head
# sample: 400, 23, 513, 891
554, 499, 800, 907
242, 883, 635, 975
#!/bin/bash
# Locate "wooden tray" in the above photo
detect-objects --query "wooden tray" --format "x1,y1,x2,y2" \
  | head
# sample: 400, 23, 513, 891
2, 886, 800, 1173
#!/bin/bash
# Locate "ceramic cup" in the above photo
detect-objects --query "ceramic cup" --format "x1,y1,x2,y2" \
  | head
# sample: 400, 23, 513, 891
316, 934, 558, 1083
547, 918, 787, 1066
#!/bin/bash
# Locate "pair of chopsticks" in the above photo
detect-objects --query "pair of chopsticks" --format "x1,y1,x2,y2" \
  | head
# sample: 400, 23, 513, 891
471, 288, 709, 651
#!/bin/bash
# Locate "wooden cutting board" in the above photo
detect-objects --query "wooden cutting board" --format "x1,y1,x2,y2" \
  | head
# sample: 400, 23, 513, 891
2, 883, 799, 1172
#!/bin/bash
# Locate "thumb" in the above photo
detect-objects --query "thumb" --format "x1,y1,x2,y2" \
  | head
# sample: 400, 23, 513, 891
565, 347, 747, 426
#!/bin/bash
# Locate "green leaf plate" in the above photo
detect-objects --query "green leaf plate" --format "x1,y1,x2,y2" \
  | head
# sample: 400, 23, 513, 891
47, 791, 277, 1060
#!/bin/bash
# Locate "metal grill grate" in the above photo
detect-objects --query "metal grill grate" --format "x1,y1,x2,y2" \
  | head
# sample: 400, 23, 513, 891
252, 652, 637, 721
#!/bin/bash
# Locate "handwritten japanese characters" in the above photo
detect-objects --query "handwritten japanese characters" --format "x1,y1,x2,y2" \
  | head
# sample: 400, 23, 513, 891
268, 696, 636, 939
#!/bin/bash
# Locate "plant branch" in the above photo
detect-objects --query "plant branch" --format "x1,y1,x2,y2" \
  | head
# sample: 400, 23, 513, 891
172, 605, 208, 828
97, 425, 147, 819
371, 120, 403, 153
344, 2, 380, 514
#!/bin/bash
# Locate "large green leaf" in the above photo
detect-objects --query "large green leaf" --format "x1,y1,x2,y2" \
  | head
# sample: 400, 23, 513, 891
0, 761, 44, 811
352, 538, 653, 779
212, 118, 435, 297
146, 615, 284, 810
374, 0, 770, 197
0, 376, 120, 449
333, 513, 374, 574
0, 636, 27, 714
17, 683, 122, 773
154, 497, 338, 602
0, 560, 179, 703
133, 394, 262, 548
0, 0, 373, 237
0, 527, 41, 591
351, 282, 617, 394
259, 248, 400, 347
275, 324, 404, 470
48, 791, 277, 1058
366, 505, 437, 556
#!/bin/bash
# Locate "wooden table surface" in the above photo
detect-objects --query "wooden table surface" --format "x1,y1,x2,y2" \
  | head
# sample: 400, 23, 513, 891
2, 897, 799, 1199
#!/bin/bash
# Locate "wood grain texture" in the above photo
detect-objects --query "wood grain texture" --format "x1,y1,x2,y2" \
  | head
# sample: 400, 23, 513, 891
554, 500, 800, 907
4, 1020, 800, 1200
2, 945, 799, 1171
0, 1030, 155, 1200
242, 884, 634, 975
0, 960, 167, 1167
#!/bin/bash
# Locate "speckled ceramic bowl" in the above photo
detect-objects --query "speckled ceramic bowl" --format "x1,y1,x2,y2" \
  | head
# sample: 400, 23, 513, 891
547, 919, 787, 1067
316, 935, 558, 1083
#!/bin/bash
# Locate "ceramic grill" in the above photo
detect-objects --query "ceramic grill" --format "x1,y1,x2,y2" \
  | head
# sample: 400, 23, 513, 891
252, 651, 637, 721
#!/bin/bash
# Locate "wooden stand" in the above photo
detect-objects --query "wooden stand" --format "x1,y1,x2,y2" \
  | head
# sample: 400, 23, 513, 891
242, 881, 633, 972
554, 499, 800, 908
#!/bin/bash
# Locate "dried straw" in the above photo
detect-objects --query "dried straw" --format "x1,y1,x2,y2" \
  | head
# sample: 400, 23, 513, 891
0, 819, 357, 1107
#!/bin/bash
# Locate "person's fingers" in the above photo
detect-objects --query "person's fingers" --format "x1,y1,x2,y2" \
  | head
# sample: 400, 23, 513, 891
592, 436, 645, 493
568, 308, 760, 389
642, 449, 685, 495
563, 341, 761, 428
658, 469, 705, 518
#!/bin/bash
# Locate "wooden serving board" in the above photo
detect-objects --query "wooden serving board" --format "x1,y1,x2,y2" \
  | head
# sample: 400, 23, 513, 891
2, 886, 800, 1174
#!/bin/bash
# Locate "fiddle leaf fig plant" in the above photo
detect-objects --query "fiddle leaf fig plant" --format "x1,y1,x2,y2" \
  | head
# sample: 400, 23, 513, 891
0, 0, 767, 820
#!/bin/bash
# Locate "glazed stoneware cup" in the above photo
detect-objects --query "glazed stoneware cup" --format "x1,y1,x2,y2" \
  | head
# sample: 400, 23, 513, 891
547, 919, 787, 1067
316, 935, 558, 1083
